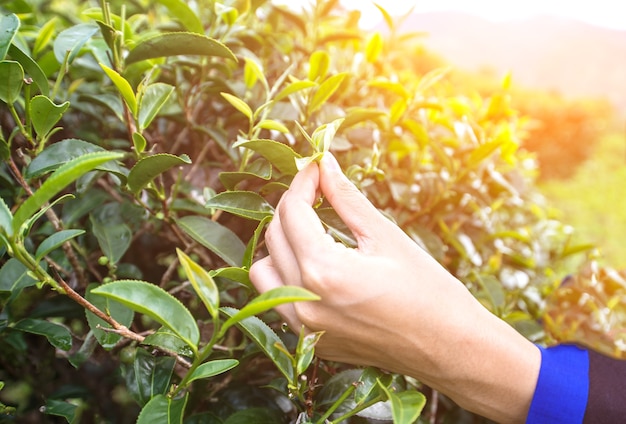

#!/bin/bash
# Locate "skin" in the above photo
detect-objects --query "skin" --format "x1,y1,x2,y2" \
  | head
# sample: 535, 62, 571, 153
249, 153, 541, 423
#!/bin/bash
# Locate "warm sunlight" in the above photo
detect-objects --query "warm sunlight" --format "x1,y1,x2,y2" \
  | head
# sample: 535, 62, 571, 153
284, 0, 626, 31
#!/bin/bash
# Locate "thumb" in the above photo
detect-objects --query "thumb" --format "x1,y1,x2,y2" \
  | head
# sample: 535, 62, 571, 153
319, 154, 388, 245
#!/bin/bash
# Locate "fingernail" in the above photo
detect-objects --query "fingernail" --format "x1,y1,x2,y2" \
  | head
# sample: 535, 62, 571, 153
322, 153, 341, 173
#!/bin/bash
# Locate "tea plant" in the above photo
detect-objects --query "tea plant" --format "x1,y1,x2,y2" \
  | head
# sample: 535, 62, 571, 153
0, 0, 590, 422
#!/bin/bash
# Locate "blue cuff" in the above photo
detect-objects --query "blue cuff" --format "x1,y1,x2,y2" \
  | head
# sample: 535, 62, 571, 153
526, 344, 589, 423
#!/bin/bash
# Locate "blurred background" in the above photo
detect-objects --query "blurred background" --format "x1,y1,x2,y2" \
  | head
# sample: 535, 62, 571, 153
283, 0, 626, 270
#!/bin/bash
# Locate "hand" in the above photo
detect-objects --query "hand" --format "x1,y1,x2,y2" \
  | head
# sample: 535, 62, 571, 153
250, 154, 540, 423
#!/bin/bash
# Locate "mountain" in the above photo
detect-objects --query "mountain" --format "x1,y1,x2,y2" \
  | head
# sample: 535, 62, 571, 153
392, 12, 626, 113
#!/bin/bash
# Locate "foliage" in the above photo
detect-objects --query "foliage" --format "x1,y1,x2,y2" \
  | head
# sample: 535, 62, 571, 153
0, 0, 590, 422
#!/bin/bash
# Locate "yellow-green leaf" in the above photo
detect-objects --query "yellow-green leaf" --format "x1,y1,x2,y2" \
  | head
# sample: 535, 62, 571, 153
220, 92, 252, 120
99, 62, 137, 118
177, 249, 219, 318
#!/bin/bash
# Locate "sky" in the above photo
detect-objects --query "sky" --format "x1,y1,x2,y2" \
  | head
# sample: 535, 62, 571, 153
279, 1, 626, 31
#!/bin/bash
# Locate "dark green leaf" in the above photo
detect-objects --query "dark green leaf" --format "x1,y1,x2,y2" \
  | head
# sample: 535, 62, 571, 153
142, 327, 194, 357
221, 307, 294, 382
186, 359, 239, 384
91, 280, 200, 351
126, 32, 236, 65
176, 215, 245, 267
243, 215, 271, 269
0, 60, 24, 104
223, 408, 281, 424
85, 283, 134, 350
138, 82, 175, 131
43, 399, 78, 423
91, 218, 131, 264
156, 0, 204, 34
7, 43, 50, 96
127, 153, 191, 194
355, 367, 385, 404
177, 248, 219, 319
53, 23, 99, 64
233, 139, 301, 175
136, 393, 188, 424
14, 318, 72, 351
0, 258, 38, 293
13, 151, 125, 235
24, 139, 126, 180
220, 286, 319, 334
29, 95, 70, 139
131, 348, 176, 406
0, 14, 19, 60
0, 196, 13, 239
205, 191, 273, 221
35, 229, 84, 261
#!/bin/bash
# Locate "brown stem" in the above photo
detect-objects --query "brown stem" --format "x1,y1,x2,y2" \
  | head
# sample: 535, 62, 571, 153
429, 389, 439, 424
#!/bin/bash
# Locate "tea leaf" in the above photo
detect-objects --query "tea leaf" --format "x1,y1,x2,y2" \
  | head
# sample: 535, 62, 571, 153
85, 283, 134, 349
127, 153, 191, 194
53, 23, 99, 64
221, 92, 253, 120
177, 248, 219, 318
221, 286, 320, 333
254, 119, 289, 134
13, 151, 125, 235
243, 215, 271, 269
186, 359, 239, 384
176, 215, 245, 267
91, 280, 200, 351
7, 44, 50, 96
136, 393, 188, 424
0, 259, 38, 294
90, 218, 131, 264
0, 60, 24, 104
99, 62, 137, 118
274, 80, 316, 102
35, 229, 85, 261
137, 83, 175, 132
0, 14, 19, 60
365, 32, 383, 63
377, 382, 426, 424
29, 95, 70, 139
126, 32, 236, 64
221, 307, 294, 382
156, 0, 204, 34
205, 191, 274, 221
0, 196, 13, 239
233, 139, 301, 175
308, 50, 330, 81
14, 318, 72, 351
309, 72, 348, 114
43, 399, 77, 423
130, 349, 176, 406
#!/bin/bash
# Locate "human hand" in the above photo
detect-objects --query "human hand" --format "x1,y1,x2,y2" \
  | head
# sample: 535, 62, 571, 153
249, 153, 539, 423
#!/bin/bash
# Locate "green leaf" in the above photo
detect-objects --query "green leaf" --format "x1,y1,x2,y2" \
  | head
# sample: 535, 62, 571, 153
274, 80, 316, 102
130, 348, 176, 406
186, 359, 239, 384
205, 191, 274, 221
35, 229, 84, 261
220, 92, 252, 120
355, 367, 385, 405
53, 23, 99, 64
377, 382, 426, 424
142, 327, 195, 358
0, 14, 19, 60
220, 286, 319, 334
156, 0, 204, 34
85, 283, 134, 349
13, 318, 72, 351
99, 62, 138, 118
233, 139, 301, 175
126, 32, 236, 65
13, 151, 124, 235
127, 153, 191, 194
309, 72, 348, 114
24, 139, 126, 180
243, 57, 267, 90
0, 60, 24, 104
311, 118, 344, 153
176, 215, 245, 267
243, 215, 271, 269
33, 17, 58, 58
90, 218, 131, 264
308, 50, 330, 81
254, 119, 289, 134
0, 258, 38, 293
91, 280, 200, 351
0, 196, 13, 239
43, 399, 78, 424
210, 267, 251, 288
176, 248, 219, 319
219, 158, 271, 190
29, 95, 70, 139
138, 82, 175, 132
296, 330, 323, 376
342, 107, 386, 129
223, 408, 281, 424
136, 394, 188, 424
133, 132, 147, 154
221, 307, 294, 382
7, 43, 50, 96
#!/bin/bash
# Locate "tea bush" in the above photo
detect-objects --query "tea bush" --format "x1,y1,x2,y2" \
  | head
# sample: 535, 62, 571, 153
0, 0, 590, 422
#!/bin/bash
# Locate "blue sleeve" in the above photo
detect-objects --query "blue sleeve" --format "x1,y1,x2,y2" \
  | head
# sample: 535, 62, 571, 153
526, 344, 589, 424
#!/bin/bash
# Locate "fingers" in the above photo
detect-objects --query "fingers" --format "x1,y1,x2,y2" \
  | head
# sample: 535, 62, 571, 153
319, 154, 388, 249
